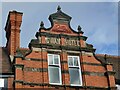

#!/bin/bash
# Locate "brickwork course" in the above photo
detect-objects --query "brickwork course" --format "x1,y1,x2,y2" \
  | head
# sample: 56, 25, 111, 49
0, 6, 119, 90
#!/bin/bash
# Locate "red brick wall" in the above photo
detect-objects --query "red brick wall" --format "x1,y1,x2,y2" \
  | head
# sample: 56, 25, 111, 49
14, 51, 116, 89
12, 10, 116, 89
8, 77, 14, 89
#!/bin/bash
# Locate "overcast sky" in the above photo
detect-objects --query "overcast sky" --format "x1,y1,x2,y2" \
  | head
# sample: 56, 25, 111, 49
1, 2, 119, 55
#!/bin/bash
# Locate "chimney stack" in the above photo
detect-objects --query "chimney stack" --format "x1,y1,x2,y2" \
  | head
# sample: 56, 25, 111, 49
5, 10, 23, 56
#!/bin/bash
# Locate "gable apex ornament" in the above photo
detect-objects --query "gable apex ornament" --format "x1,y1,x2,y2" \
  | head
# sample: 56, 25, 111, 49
40, 21, 44, 29
77, 25, 84, 34
57, 5, 61, 11
78, 25, 82, 32
49, 6, 72, 24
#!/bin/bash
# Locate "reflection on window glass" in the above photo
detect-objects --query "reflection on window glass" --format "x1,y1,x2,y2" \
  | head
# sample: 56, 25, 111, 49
48, 55, 53, 65
69, 68, 80, 84
68, 57, 73, 66
74, 57, 78, 66
49, 67, 60, 83
54, 55, 59, 64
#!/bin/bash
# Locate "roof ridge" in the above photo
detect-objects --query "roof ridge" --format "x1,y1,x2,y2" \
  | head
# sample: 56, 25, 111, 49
96, 54, 120, 58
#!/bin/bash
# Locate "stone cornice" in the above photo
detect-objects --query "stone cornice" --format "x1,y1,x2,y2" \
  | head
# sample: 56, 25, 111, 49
29, 43, 96, 52
36, 32, 87, 41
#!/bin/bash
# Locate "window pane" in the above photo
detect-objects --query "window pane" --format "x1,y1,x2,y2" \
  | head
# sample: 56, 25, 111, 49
69, 68, 80, 85
48, 55, 53, 65
68, 57, 73, 66
54, 55, 59, 65
74, 57, 79, 66
4, 78, 8, 89
48, 66, 60, 84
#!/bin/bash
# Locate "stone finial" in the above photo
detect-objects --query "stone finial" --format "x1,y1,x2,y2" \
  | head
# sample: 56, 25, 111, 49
78, 25, 82, 32
57, 5, 61, 11
104, 54, 107, 61
40, 21, 44, 28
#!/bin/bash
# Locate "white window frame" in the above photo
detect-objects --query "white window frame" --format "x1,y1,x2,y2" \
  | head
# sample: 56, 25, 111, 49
48, 54, 62, 85
68, 56, 82, 86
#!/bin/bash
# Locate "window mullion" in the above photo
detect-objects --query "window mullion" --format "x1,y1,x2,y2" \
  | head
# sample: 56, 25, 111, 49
59, 55, 60, 67
53, 54, 54, 65
73, 57, 74, 67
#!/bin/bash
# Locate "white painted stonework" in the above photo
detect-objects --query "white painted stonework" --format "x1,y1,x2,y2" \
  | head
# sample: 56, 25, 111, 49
0, 79, 4, 87
116, 85, 120, 90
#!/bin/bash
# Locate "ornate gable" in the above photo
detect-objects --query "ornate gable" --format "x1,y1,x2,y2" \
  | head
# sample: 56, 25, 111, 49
29, 6, 93, 52
49, 6, 71, 24
39, 6, 83, 34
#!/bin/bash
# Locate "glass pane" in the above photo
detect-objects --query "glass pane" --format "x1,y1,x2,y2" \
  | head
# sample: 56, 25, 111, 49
48, 55, 53, 65
48, 67, 60, 84
54, 55, 59, 65
4, 78, 8, 89
68, 57, 73, 66
69, 68, 81, 85
74, 57, 79, 66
